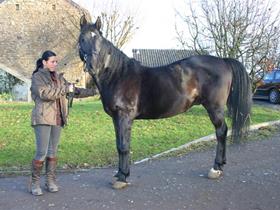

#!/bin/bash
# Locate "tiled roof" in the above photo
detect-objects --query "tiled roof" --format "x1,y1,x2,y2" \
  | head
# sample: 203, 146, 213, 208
132, 49, 199, 67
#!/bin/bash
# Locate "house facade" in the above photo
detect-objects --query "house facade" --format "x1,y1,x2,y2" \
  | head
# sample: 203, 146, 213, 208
0, 0, 91, 101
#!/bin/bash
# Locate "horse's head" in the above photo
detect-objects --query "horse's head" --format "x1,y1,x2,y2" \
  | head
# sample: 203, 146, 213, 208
79, 15, 103, 73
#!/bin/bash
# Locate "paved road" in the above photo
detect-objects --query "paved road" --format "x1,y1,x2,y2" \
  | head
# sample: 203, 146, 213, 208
253, 99, 280, 111
0, 125, 280, 210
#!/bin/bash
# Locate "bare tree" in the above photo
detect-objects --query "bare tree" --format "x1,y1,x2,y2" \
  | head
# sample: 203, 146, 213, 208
0, 70, 23, 94
176, 0, 280, 91
91, 0, 137, 49
100, 11, 136, 49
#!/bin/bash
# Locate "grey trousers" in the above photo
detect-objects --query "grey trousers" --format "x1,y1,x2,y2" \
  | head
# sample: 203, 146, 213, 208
33, 125, 62, 161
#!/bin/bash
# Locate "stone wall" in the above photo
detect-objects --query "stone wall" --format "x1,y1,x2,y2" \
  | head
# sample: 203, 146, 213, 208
0, 0, 91, 90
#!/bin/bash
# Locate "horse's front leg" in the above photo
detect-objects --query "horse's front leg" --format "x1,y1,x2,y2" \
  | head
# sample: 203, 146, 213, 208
112, 113, 133, 189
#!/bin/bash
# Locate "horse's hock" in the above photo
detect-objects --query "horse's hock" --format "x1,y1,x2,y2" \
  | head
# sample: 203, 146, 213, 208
0, 0, 92, 100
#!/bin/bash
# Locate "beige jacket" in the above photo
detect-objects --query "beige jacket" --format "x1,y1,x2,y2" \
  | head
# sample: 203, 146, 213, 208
31, 68, 95, 126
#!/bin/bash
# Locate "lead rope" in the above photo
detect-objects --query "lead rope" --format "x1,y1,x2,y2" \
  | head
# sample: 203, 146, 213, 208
82, 61, 102, 94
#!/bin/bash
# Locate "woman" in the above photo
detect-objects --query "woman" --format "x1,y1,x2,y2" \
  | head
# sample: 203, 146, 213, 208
29, 50, 95, 196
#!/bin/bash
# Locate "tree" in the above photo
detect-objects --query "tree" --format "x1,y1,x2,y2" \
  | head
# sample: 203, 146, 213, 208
99, 11, 136, 49
0, 69, 23, 94
91, 0, 137, 49
176, 0, 280, 91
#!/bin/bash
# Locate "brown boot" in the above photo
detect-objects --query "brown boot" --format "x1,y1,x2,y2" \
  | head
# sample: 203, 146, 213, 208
45, 157, 59, 192
29, 159, 44, 196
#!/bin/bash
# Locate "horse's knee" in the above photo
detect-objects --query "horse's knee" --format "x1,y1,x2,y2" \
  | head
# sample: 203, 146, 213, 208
117, 142, 129, 154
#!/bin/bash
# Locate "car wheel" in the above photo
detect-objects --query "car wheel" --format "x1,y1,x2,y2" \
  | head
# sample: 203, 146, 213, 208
269, 89, 280, 104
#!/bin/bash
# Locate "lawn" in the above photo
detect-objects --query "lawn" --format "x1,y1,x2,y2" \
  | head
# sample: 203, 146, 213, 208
0, 98, 279, 171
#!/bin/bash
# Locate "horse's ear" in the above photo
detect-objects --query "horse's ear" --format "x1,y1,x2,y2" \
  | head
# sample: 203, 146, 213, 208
80, 14, 88, 29
95, 16, 102, 31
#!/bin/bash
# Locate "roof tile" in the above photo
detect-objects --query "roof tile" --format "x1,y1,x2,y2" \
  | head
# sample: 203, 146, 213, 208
132, 49, 199, 67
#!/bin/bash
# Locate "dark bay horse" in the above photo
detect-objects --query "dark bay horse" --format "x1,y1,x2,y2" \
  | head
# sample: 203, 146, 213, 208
79, 16, 252, 189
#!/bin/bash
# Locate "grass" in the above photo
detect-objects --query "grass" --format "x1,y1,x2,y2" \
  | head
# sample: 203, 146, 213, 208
0, 98, 279, 171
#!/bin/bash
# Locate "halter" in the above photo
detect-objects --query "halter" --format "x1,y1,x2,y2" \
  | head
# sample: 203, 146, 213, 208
82, 55, 102, 93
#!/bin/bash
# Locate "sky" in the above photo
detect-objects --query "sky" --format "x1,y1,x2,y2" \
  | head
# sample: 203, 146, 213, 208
72, 0, 280, 57
72, 0, 184, 56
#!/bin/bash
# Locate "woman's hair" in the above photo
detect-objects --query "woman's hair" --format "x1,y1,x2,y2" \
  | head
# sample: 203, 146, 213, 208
32, 50, 56, 75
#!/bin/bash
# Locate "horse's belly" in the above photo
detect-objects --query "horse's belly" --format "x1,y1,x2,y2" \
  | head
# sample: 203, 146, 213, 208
136, 97, 193, 119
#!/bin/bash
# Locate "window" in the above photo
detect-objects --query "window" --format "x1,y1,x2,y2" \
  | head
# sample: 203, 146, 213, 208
52, 4, 56, 10
16, 4, 19, 10
275, 71, 280, 80
264, 72, 274, 80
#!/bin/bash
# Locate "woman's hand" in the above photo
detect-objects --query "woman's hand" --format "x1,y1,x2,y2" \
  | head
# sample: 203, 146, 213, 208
68, 83, 75, 93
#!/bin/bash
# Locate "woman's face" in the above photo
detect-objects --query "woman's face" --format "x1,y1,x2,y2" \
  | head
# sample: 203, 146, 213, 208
43, 56, 58, 72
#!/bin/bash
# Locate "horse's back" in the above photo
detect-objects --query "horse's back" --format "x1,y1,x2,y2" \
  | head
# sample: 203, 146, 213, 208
180, 55, 232, 75
136, 55, 233, 119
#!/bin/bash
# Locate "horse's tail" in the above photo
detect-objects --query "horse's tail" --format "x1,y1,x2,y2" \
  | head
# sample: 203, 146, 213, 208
224, 58, 252, 143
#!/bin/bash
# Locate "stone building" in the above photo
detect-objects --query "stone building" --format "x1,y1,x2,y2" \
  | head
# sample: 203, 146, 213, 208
0, 0, 91, 101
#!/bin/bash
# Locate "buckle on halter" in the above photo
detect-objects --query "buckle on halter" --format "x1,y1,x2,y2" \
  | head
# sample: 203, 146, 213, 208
83, 62, 89, 72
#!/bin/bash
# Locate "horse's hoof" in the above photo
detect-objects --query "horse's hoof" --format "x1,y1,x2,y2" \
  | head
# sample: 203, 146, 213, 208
112, 181, 129, 189
208, 168, 223, 179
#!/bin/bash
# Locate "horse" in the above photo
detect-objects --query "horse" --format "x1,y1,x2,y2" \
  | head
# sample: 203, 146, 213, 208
78, 16, 252, 189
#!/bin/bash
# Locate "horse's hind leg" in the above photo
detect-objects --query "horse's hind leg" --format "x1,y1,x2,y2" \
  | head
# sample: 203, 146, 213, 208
204, 105, 228, 179
112, 114, 133, 189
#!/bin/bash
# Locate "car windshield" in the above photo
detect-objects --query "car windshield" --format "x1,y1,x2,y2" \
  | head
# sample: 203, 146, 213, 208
275, 71, 280, 80
264, 72, 274, 80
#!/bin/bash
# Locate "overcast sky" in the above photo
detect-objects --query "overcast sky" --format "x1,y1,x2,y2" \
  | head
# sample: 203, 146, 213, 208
72, 0, 280, 57
72, 0, 183, 56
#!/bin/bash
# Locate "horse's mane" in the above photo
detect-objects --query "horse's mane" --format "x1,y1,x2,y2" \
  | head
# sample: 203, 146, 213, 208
97, 37, 140, 82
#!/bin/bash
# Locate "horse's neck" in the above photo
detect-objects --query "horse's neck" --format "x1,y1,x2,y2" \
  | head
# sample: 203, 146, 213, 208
97, 46, 131, 80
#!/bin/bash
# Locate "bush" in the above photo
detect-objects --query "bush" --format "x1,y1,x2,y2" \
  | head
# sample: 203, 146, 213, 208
0, 92, 13, 101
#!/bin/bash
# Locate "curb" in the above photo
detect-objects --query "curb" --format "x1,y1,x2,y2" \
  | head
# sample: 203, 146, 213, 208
134, 120, 280, 165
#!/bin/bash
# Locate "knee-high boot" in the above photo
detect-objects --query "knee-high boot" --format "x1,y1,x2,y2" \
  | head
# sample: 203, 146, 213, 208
29, 159, 44, 196
45, 157, 59, 192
